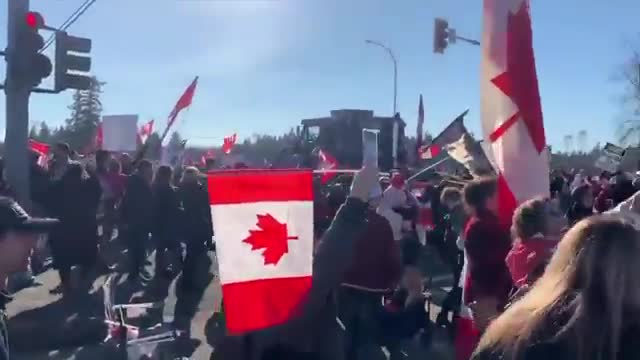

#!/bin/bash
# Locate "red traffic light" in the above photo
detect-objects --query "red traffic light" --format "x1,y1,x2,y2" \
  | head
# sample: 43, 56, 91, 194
25, 12, 45, 29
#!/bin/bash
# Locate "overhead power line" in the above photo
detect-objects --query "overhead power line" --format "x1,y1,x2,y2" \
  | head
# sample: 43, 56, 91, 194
41, 0, 97, 52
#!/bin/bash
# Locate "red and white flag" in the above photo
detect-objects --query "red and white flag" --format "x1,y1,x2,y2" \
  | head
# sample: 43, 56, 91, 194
208, 170, 314, 334
418, 111, 467, 160
456, 2, 549, 359
222, 134, 237, 154
29, 139, 50, 168
167, 77, 198, 129
158, 77, 198, 144
138, 119, 154, 144
317, 149, 338, 184
419, 144, 441, 159
480, 0, 548, 225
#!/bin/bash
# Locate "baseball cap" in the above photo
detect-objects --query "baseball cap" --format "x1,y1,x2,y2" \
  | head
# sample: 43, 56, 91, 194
0, 197, 59, 235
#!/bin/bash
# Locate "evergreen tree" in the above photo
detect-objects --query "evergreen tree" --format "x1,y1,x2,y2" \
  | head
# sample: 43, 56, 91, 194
38, 122, 52, 143
63, 76, 105, 150
168, 132, 184, 150
29, 126, 38, 140
141, 132, 162, 160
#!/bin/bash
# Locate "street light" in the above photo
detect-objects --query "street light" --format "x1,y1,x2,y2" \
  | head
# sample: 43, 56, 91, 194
365, 39, 397, 116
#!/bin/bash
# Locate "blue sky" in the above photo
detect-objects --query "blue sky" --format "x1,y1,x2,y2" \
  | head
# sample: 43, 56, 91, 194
1, 0, 638, 150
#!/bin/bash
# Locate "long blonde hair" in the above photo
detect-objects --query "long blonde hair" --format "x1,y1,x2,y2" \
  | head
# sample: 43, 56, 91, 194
475, 215, 640, 360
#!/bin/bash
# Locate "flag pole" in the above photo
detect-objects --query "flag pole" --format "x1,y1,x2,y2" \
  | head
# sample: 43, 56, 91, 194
407, 155, 451, 182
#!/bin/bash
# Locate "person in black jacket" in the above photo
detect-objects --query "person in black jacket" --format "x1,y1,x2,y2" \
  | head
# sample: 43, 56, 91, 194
121, 160, 154, 282
566, 184, 593, 226
178, 167, 213, 290
46, 162, 102, 296
152, 165, 182, 277
473, 216, 640, 360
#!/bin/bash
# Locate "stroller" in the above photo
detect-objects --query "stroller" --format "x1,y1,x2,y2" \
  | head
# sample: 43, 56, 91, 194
102, 275, 188, 359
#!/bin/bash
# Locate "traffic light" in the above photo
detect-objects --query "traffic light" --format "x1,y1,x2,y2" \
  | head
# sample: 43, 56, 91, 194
54, 31, 92, 91
16, 11, 52, 87
433, 18, 449, 54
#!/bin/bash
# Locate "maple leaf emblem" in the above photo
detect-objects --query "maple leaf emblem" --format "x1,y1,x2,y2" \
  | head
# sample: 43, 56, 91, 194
488, 1, 546, 154
242, 213, 298, 265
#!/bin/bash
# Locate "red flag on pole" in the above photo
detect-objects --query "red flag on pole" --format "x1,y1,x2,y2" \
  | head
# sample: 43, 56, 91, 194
28, 139, 49, 155
455, 2, 549, 360
481, 0, 548, 228
418, 112, 467, 160
317, 149, 338, 184
222, 134, 237, 155
29, 139, 50, 169
138, 119, 154, 144
167, 77, 198, 130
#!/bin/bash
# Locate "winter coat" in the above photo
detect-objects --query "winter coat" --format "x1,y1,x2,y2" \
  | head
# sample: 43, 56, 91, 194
120, 174, 153, 231
342, 209, 402, 293
152, 183, 182, 249
566, 203, 593, 225
47, 172, 102, 269
178, 182, 213, 243
463, 210, 513, 306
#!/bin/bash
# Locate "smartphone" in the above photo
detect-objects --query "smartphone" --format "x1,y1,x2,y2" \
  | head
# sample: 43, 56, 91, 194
362, 129, 379, 167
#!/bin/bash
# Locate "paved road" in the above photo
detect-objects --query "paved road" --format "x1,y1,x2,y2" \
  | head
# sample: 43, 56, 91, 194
7, 238, 456, 360
8, 235, 222, 360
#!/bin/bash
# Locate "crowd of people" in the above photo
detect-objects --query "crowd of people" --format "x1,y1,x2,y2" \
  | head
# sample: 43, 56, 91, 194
2, 144, 640, 360
0, 143, 217, 300
268, 166, 640, 360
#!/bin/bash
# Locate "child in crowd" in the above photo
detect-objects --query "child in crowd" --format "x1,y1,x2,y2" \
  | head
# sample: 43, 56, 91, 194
506, 198, 561, 303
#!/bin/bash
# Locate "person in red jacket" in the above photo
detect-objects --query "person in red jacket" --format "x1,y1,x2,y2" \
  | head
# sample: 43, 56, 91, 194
462, 177, 513, 332
506, 198, 559, 289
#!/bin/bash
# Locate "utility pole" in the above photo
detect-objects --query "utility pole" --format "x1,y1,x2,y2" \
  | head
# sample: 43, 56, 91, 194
3, 1, 92, 205
365, 40, 398, 116
5, 0, 31, 205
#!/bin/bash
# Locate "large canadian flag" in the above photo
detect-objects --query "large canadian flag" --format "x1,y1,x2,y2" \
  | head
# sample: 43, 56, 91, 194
208, 170, 314, 334
456, 1, 549, 359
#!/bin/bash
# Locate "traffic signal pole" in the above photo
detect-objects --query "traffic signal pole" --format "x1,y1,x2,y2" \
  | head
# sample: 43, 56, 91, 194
5, 0, 31, 205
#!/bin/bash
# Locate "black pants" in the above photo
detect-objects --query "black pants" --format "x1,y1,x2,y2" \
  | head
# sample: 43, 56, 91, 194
154, 234, 180, 272
182, 239, 206, 288
338, 287, 383, 360
127, 227, 149, 276
441, 251, 464, 314
58, 264, 92, 291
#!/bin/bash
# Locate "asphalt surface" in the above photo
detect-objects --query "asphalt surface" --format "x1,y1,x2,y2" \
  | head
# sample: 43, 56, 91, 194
7, 238, 456, 360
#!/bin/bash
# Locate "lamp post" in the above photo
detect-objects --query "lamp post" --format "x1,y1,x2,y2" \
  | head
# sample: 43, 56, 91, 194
365, 39, 397, 115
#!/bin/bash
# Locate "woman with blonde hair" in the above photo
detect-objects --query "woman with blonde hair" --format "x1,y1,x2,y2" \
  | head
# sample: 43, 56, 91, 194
472, 216, 640, 360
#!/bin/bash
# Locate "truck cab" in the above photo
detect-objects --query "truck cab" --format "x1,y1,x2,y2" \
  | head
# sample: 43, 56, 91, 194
300, 109, 406, 171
